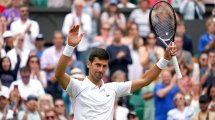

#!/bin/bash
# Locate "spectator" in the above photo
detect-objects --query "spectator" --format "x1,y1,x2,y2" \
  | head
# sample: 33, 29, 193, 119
100, 1, 126, 35
93, 22, 113, 48
10, 5, 40, 50
189, 80, 201, 114
176, 21, 193, 55
128, 0, 150, 40
118, 0, 136, 8
40, 31, 64, 99
18, 95, 42, 120
31, 33, 46, 59
27, 55, 47, 88
2, 30, 14, 54
141, 32, 164, 71
167, 92, 195, 120
0, 16, 7, 44
106, 29, 132, 81
191, 94, 215, 120
83, 0, 101, 38
198, 18, 215, 53
199, 52, 208, 69
62, 0, 92, 65
127, 111, 139, 120
179, 0, 205, 20
208, 84, 215, 112
9, 66, 45, 99
44, 108, 59, 120
154, 70, 180, 120
54, 99, 67, 120
200, 50, 215, 92
167, 35, 193, 74
7, 33, 30, 70
2, 0, 21, 27
38, 94, 54, 117
0, 85, 10, 120
0, 56, 20, 87
0, 0, 11, 8
113, 98, 129, 120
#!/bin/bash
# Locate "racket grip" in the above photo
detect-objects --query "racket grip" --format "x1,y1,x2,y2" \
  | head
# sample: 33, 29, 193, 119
172, 56, 182, 79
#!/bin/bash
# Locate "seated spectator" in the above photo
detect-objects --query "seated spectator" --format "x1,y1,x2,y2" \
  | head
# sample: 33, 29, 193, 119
198, 18, 215, 53
191, 94, 215, 120
199, 52, 208, 69
0, 56, 20, 87
18, 95, 42, 120
179, 0, 205, 20
118, 0, 136, 8
208, 84, 215, 112
7, 33, 30, 70
9, 66, 45, 99
0, 85, 10, 120
38, 94, 54, 117
54, 99, 67, 120
44, 108, 59, 120
100, 1, 126, 35
27, 55, 47, 88
127, 111, 139, 120
167, 92, 195, 120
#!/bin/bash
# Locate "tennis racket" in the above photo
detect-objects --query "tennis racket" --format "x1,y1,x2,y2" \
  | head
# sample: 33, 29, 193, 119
149, 0, 182, 79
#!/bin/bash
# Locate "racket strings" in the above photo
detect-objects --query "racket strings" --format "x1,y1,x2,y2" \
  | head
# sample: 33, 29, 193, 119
151, 6, 175, 40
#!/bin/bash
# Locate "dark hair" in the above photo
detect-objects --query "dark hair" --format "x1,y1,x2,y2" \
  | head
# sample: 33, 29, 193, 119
26, 55, 40, 68
20, 66, 31, 73
199, 94, 211, 104
0, 56, 12, 71
44, 108, 59, 120
89, 48, 109, 62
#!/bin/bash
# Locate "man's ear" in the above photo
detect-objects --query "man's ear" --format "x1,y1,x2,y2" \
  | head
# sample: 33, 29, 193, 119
86, 61, 91, 69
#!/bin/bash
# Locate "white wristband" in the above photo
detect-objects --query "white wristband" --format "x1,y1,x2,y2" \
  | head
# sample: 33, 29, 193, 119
156, 57, 169, 69
63, 44, 75, 57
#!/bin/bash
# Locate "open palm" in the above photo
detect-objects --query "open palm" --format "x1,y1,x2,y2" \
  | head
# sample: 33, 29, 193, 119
68, 25, 84, 47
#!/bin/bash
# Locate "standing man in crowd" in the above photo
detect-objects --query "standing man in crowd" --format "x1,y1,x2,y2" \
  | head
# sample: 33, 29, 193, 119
55, 25, 177, 120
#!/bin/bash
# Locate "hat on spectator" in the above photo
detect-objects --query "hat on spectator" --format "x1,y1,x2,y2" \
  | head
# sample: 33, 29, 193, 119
127, 111, 137, 119
35, 34, 44, 41
27, 95, 38, 101
0, 90, 9, 99
3, 31, 13, 39
199, 95, 211, 103
70, 68, 85, 80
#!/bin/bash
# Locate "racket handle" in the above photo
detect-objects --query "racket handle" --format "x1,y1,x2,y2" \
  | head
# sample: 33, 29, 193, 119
172, 56, 182, 79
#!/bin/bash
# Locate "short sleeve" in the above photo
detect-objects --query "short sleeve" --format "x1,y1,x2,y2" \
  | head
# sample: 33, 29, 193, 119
107, 81, 132, 97
65, 78, 82, 97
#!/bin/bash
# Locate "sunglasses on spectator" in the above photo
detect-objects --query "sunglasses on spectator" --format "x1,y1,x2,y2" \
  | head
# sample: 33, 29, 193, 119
55, 104, 64, 107
102, 28, 110, 31
175, 97, 184, 101
45, 116, 56, 120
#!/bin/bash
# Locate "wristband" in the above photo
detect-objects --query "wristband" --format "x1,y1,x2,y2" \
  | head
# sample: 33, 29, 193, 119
156, 57, 169, 69
63, 44, 75, 57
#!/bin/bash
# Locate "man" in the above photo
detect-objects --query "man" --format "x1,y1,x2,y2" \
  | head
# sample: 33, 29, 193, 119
9, 66, 45, 99
154, 70, 180, 120
55, 25, 177, 120
10, 5, 39, 50
191, 95, 215, 120
2, 30, 14, 53
31, 33, 46, 59
18, 95, 42, 120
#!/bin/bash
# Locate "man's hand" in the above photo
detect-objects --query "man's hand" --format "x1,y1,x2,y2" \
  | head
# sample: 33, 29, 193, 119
164, 42, 177, 60
68, 25, 84, 47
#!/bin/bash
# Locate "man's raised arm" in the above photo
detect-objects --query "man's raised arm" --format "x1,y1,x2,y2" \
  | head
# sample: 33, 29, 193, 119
55, 25, 84, 90
131, 43, 177, 93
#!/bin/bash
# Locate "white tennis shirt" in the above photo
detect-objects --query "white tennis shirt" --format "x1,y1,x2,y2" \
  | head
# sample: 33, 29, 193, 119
66, 77, 132, 120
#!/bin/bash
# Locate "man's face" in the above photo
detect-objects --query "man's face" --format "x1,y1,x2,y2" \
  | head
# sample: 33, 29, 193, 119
200, 102, 209, 112
88, 58, 108, 81
45, 111, 58, 120
174, 36, 183, 50
161, 71, 172, 85
20, 6, 29, 20
20, 71, 30, 85
53, 32, 64, 48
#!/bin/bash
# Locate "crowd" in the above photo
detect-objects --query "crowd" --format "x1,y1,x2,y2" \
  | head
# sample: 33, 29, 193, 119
0, 0, 215, 120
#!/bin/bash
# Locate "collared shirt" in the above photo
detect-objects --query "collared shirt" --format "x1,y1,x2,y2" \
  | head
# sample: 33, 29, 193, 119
9, 79, 45, 99
40, 46, 64, 81
11, 19, 39, 50
167, 106, 195, 120
66, 77, 132, 120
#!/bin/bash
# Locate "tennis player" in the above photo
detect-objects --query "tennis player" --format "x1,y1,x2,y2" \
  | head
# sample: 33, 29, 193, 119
55, 25, 177, 120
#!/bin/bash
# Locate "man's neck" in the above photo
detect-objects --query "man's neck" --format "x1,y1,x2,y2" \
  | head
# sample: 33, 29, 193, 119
88, 76, 102, 88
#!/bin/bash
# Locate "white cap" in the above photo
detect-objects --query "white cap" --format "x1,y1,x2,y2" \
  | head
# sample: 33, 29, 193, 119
0, 90, 9, 99
3, 31, 14, 39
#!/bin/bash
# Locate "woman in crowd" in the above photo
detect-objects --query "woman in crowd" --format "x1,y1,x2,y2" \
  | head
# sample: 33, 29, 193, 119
167, 92, 195, 120
54, 99, 67, 120
38, 94, 54, 117
26, 55, 47, 88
